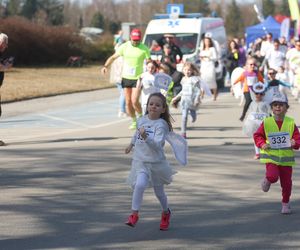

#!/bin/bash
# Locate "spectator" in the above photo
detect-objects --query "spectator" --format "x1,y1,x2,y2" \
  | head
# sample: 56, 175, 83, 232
0, 32, 12, 146
157, 34, 183, 62
199, 34, 218, 101
225, 39, 239, 85
158, 34, 183, 96
260, 32, 273, 57
260, 39, 286, 73
233, 37, 247, 67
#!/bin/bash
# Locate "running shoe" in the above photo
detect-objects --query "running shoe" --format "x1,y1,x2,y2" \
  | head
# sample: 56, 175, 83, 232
261, 177, 271, 192
253, 154, 260, 160
191, 112, 197, 123
125, 213, 139, 227
160, 208, 171, 231
281, 203, 291, 215
128, 120, 137, 130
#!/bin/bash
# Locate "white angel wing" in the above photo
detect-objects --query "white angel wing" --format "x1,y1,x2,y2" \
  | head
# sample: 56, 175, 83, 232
200, 80, 212, 97
166, 131, 188, 166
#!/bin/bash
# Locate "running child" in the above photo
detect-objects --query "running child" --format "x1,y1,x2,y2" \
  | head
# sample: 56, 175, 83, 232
171, 62, 202, 139
253, 93, 300, 214
125, 93, 176, 230
242, 82, 271, 160
156, 63, 174, 105
136, 60, 159, 114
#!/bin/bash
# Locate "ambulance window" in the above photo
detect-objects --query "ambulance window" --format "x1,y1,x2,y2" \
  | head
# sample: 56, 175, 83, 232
144, 33, 197, 55
175, 34, 197, 54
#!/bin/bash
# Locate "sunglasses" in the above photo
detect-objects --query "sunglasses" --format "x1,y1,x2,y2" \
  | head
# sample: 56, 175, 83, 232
268, 72, 276, 75
255, 93, 264, 95
249, 63, 256, 66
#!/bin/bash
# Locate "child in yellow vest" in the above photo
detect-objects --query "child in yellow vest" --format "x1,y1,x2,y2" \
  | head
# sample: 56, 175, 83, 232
253, 93, 300, 214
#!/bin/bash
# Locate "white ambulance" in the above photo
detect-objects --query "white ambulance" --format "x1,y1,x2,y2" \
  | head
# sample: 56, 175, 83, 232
143, 13, 227, 87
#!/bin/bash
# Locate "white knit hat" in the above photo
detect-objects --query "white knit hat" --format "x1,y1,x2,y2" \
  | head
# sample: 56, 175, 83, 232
270, 92, 288, 104
252, 82, 266, 94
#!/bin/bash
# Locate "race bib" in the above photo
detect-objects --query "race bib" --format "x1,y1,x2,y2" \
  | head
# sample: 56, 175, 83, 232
268, 132, 291, 149
249, 112, 267, 121
137, 127, 154, 142
123, 63, 136, 76
154, 73, 172, 91
246, 76, 257, 87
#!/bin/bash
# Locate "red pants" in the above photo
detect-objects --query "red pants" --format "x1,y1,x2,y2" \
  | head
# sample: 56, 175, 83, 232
265, 163, 293, 203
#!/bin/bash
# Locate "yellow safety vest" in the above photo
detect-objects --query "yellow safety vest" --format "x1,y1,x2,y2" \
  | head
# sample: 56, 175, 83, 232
260, 116, 295, 166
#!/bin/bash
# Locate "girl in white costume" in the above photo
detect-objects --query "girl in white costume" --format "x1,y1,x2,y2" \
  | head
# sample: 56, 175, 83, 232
125, 93, 179, 231
136, 60, 159, 114
242, 82, 271, 159
171, 62, 210, 138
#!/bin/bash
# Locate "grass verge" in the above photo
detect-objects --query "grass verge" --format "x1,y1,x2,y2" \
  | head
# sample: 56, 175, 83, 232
1, 65, 111, 102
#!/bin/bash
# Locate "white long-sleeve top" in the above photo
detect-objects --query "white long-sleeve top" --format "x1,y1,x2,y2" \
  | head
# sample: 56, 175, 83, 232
175, 76, 201, 109
247, 100, 271, 117
131, 115, 169, 162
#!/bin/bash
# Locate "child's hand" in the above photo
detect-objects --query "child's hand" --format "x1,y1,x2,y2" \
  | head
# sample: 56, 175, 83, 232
125, 144, 133, 154
139, 127, 147, 140
291, 139, 296, 147
194, 99, 201, 107
261, 143, 270, 150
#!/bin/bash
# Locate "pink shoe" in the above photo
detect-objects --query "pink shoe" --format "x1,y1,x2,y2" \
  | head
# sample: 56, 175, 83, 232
125, 213, 139, 227
181, 133, 187, 139
261, 177, 271, 192
160, 209, 171, 231
281, 203, 291, 215
253, 154, 260, 160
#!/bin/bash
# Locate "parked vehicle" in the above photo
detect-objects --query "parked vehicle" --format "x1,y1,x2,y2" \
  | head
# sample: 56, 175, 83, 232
143, 13, 227, 88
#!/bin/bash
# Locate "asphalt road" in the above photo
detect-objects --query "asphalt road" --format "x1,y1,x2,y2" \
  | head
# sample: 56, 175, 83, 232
0, 88, 300, 250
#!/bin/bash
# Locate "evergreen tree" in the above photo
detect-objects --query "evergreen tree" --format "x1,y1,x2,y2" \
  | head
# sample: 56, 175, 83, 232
90, 12, 105, 29
21, 0, 38, 19
183, 0, 210, 16
109, 21, 120, 35
262, 0, 275, 17
225, 0, 244, 37
215, 4, 223, 18
79, 15, 83, 29
6, 0, 22, 16
39, 0, 64, 25
277, 1, 290, 16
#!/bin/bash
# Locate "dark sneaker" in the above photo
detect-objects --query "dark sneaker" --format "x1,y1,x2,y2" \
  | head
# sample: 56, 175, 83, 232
0, 140, 5, 146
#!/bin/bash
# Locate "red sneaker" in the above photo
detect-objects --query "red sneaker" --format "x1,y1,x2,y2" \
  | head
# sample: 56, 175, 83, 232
125, 213, 139, 227
160, 209, 171, 231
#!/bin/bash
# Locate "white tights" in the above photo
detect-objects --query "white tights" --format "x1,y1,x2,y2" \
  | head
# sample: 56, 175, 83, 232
132, 172, 168, 212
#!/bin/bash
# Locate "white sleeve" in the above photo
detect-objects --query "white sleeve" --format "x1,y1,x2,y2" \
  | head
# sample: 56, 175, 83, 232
166, 131, 188, 166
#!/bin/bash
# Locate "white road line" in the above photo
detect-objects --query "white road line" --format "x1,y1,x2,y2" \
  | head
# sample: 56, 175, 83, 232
39, 113, 93, 128
5, 117, 131, 143
2, 93, 225, 143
